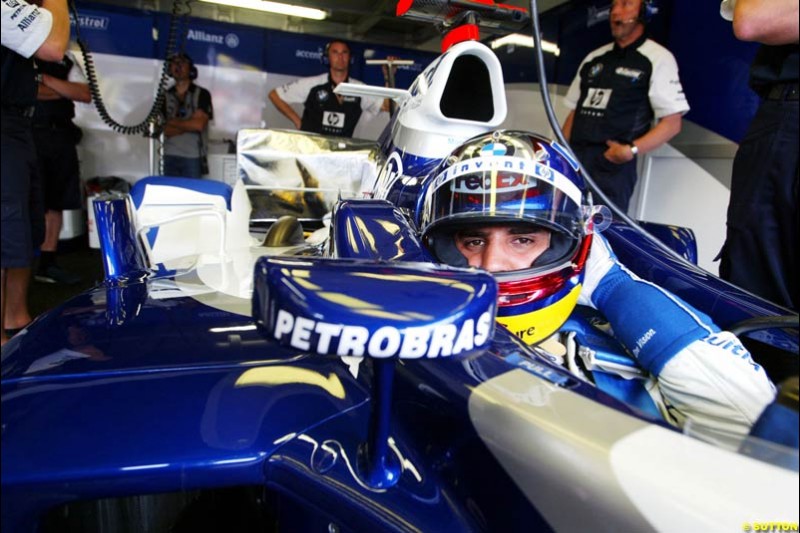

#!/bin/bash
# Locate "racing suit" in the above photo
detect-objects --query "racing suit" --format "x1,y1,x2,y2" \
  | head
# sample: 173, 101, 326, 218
578, 234, 776, 437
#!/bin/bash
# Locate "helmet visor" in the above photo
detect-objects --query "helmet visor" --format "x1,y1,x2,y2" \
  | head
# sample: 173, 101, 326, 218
422, 156, 584, 239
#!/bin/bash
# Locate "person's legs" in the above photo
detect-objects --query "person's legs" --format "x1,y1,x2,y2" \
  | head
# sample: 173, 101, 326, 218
4, 267, 32, 331
41, 209, 63, 253
33, 127, 82, 285
720, 99, 798, 310
163, 155, 202, 178
573, 144, 638, 213
1, 116, 40, 335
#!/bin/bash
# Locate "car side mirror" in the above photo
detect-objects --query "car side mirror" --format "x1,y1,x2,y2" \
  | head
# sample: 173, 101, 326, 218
252, 256, 497, 488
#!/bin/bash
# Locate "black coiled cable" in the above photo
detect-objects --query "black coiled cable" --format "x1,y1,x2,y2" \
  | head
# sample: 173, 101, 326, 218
70, 0, 192, 135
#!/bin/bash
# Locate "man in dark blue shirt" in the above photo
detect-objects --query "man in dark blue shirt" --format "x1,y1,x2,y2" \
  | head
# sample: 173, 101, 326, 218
719, 0, 798, 310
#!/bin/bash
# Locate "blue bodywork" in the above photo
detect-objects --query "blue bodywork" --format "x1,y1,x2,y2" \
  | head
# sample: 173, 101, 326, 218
2, 178, 796, 531
3, 10, 798, 532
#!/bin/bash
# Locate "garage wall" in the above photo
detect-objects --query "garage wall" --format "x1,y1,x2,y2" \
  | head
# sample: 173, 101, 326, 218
71, 3, 436, 184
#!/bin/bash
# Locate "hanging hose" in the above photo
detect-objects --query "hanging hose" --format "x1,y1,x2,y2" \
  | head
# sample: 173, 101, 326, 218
70, 0, 193, 135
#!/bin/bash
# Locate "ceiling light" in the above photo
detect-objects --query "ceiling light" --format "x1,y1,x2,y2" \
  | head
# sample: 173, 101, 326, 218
490, 34, 560, 56
198, 0, 327, 20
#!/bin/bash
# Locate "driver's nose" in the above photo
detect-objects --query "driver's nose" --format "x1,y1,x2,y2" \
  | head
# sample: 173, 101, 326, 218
480, 240, 512, 273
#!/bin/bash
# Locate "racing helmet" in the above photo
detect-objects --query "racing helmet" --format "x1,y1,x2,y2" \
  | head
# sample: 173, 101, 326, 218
418, 130, 593, 346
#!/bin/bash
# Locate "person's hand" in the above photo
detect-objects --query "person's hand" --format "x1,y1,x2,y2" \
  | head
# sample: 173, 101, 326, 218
40, 73, 55, 87
292, 116, 302, 129
604, 140, 636, 164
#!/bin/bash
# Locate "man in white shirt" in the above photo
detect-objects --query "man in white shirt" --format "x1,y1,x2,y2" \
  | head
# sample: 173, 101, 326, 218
561, 0, 689, 213
268, 40, 385, 138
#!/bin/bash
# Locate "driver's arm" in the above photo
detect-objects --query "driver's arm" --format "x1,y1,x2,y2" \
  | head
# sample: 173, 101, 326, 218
579, 234, 776, 436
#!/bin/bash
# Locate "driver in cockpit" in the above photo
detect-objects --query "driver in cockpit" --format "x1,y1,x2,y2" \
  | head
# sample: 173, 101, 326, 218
418, 130, 776, 437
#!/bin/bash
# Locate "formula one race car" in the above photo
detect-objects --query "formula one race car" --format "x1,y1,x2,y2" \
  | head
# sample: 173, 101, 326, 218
2, 1, 798, 532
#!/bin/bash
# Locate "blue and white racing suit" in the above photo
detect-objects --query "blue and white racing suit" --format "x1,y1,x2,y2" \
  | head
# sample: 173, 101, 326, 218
578, 234, 776, 437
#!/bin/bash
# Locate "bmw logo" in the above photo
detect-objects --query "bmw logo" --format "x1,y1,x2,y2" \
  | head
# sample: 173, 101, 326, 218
481, 143, 507, 157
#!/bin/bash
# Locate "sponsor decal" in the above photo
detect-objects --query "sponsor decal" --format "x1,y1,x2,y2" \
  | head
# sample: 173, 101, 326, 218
186, 29, 238, 48
273, 308, 493, 358
480, 143, 507, 157
15, 8, 41, 31
581, 87, 612, 110
323, 110, 344, 128
431, 156, 582, 205
224, 33, 239, 48
69, 13, 109, 30
317, 88, 329, 102
374, 151, 404, 199
452, 172, 533, 194
296, 47, 325, 61
615, 66, 643, 81
702, 332, 762, 371
631, 327, 655, 357
588, 62, 603, 78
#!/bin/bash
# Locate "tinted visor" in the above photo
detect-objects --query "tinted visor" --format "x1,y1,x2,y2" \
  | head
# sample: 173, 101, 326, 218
422, 156, 584, 239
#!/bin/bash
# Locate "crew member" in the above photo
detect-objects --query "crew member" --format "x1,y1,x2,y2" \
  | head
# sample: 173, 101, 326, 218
562, 0, 689, 213
268, 39, 386, 138
718, 0, 798, 310
32, 49, 91, 285
2, 0, 70, 346
162, 52, 213, 178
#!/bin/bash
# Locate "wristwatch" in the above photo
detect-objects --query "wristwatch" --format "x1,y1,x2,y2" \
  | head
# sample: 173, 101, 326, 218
630, 143, 639, 156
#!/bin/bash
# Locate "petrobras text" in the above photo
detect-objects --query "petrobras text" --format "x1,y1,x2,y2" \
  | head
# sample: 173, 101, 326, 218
432, 156, 582, 206
273, 308, 493, 358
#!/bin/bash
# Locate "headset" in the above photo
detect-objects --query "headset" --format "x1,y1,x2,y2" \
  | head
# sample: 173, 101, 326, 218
639, 0, 657, 23
169, 52, 198, 80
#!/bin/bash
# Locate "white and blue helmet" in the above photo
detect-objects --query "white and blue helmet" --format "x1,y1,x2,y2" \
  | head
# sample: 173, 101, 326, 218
418, 130, 594, 346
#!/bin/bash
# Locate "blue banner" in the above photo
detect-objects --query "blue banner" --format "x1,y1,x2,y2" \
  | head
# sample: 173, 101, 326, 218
154, 14, 264, 69
667, 0, 759, 142
264, 31, 436, 89
71, 4, 153, 58
265, 31, 348, 78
